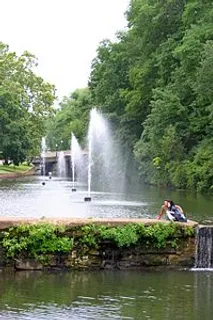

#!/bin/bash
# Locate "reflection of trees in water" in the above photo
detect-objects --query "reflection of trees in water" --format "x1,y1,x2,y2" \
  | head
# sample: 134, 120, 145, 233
1, 271, 213, 319
194, 271, 213, 319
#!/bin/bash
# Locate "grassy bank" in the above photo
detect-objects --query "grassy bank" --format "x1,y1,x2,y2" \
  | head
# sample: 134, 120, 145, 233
0, 164, 33, 175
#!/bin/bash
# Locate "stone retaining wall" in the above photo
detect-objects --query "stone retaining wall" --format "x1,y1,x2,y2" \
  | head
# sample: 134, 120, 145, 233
0, 218, 198, 270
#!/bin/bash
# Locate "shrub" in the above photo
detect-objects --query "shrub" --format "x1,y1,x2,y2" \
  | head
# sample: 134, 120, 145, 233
2, 223, 73, 262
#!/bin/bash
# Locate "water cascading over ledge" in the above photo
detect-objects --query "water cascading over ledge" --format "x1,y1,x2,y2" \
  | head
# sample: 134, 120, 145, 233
195, 225, 213, 268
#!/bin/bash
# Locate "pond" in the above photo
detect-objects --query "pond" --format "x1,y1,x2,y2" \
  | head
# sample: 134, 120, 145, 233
0, 175, 213, 319
0, 269, 213, 320
0, 176, 213, 223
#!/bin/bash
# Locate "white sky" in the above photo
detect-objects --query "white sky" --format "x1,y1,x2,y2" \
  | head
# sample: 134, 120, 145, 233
1, 0, 130, 100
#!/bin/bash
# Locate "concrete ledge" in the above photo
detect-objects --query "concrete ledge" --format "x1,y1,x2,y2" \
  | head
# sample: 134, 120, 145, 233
0, 217, 198, 230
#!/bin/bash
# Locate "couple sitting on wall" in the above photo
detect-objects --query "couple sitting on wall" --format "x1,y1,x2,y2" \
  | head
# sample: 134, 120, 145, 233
158, 199, 187, 222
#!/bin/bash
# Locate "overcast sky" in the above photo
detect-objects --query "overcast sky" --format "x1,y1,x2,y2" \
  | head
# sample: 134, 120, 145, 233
1, 0, 130, 100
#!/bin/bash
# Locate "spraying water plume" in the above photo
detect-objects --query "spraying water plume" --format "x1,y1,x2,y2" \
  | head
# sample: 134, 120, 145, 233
84, 108, 126, 201
41, 137, 46, 185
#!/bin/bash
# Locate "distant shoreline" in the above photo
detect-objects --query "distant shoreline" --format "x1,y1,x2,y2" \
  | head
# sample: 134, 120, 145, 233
0, 167, 35, 179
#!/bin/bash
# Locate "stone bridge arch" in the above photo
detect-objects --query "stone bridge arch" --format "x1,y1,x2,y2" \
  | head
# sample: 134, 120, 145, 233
32, 150, 88, 176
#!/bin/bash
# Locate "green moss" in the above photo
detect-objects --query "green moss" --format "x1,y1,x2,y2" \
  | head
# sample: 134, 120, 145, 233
1, 222, 195, 263
99, 224, 140, 247
2, 223, 73, 262
98, 223, 189, 249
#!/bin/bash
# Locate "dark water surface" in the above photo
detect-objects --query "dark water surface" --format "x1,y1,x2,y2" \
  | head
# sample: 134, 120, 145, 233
0, 176, 213, 222
0, 269, 213, 320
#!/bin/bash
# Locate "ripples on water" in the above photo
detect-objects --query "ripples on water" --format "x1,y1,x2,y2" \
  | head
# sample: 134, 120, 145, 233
1, 176, 213, 221
1, 177, 213, 318
0, 270, 213, 320
0, 177, 153, 219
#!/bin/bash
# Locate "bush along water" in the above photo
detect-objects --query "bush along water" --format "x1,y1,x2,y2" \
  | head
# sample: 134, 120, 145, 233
2, 223, 73, 264
1, 222, 195, 266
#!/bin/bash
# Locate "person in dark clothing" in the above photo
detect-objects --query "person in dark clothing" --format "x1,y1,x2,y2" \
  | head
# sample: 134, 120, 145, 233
157, 199, 187, 222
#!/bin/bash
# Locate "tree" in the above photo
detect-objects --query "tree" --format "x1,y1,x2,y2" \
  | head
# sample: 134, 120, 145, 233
88, 0, 213, 192
46, 88, 92, 150
0, 90, 30, 164
0, 42, 56, 163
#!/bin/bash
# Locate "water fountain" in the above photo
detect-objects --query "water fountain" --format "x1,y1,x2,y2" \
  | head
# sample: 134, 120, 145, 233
70, 133, 84, 192
84, 108, 126, 201
41, 137, 46, 185
84, 120, 92, 201
57, 151, 66, 178
71, 135, 76, 192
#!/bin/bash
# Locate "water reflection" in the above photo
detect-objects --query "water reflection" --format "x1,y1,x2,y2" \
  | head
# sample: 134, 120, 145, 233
0, 176, 213, 222
0, 270, 213, 319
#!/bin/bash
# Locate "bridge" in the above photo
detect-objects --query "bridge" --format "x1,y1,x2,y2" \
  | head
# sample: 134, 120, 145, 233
33, 150, 88, 162
32, 150, 88, 175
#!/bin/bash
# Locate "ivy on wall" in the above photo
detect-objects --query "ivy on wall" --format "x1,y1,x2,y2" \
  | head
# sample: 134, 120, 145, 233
1, 222, 195, 263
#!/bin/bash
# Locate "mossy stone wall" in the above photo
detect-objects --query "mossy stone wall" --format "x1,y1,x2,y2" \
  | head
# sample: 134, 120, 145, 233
0, 220, 197, 270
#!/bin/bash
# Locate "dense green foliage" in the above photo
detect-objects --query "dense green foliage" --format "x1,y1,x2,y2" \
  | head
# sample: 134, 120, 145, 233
99, 223, 194, 248
45, 0, 213, 192
46, 88, 92, 150
0, 43, 56, 165
3, 0, 212, 191
2, 224, 73, 262
88, 0, 213, 192
1, 223, 195, 263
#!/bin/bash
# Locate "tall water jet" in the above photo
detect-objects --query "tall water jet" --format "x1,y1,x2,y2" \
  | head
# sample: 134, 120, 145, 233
41, 137, 46, 185
57, 151, 66, 178
84, 122, 92, 202
71, 134, 76, 192
71, 133, 85, 191
84, 108, 126, 201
